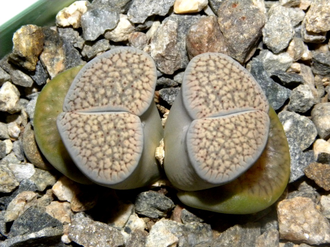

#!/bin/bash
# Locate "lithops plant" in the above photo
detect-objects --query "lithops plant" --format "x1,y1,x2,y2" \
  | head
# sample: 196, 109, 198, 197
56, 47, 163, 189
34, 66, 92, 184
164, 52, 290, 213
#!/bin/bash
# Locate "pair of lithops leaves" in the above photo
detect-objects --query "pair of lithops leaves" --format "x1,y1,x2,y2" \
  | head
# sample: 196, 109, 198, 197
34, 47, 290, 214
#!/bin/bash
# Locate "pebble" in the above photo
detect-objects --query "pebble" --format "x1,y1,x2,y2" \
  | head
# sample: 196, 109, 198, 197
124, 213, 147, 233
174, 0, 208, 14
287, 84, 317, 113
4, 191, 38, 222
0, 81, 20, 114
52, 176, 80, 202
146, 218, 212, 247
68, 212, 125, 247
3, 139, 12, 154
305, 162, 330, 191
135, 191, 175, 218
313, 139, 330, 164
288, 181, 320, 203
320, 195, 330, 219
0, 141, 6, 159
12, 141, 24, 162
81, 39, 110, 60
278, 111, 317, 151
287, 37, 310, 62
257, 50, 294, 75
270, 70, 304, 88
45, 201, 72, 224
304, 0, 330, 33
7, 163, 35, 182
104, 14, 135, 42
0, 164, 19, 193
159, 88, 180, 105
56, 0, 88, 28
311, 50, 330, 76
186, 15, 228, 59
128, 32, 148, 50
125, 229, 148, 247
58, 27, 85, 50
0, 123, 9, 139
0, 67, 11, 84
277, 197, 330, 245
29, 168, 57, 192
217, 0, 266, 63
40, 28, 66, 79
268, 4, 305, 27
255, 228, 279, 247
7, 122, 20, 140
29, 61, 49, 86
311, 103, 330, 139
249, 58, 291, 110
280, 0, 300, 7
302, 20, 326, 43
262, 11, 294, 53
9, 25, 44, 71
128, 0, 175, 24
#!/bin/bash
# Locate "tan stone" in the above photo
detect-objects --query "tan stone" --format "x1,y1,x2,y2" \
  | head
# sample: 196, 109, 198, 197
174, 0, 208, 14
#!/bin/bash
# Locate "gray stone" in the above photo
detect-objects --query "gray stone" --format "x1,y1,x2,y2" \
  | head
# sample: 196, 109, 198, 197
312, 50, 330, 76
25, 96, 37, 124
209, 0, 225, 13
255, 229, 279, 247
217, 0, 266, 63
287, 84, 316, 113
135, 191, 175, 218
0, 163, 19, 193
0, 123, 9, 139
7, 121, 20, 140
249, 58, 291, 110
68, 213, 125, 247
212, 223, 261, 247
180, 209, 203, 224
104, 14, 135, 42
127, 0, 175, 24
93, 0, 132, 13
12, 140, 24, 162
0, 142, 5, 159
126, 230, 148, 247
313, 139, 330, 164
29, 168, 57, 192
30, 61, 49, 86
280, 0, 300, 7
288, 181, 320, 203
81, 4, 120, 41
287, 37, 308, 61
8, 206, 63, 238
62, 37, 84, 70
312, 103, 330, 139
156, 77, 179, 87
81, 39, 110, 60
0, 82, 21, 114
0, 67, 10, 84
128, 32, 148, 50
268, 4, 305, 27
304, 0, 330, 33
146, 218, 212, 247
301, 20, 326, 43
149, 14, 200, 75
257, 50, 293, 75
270, 70, 304, 88
7, 163, 35, 182
262, 13, 294, 53
279, 111, 317, 151
278, 197, 330, 245
159, 88, 180, 105
58, 27, 85, 50
320, 195, 330, 219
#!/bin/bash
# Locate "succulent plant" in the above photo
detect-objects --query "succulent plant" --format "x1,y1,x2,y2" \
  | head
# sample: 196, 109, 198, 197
56, 47, 163, 189
34, 66, 92, 184
164, 52, 290, 213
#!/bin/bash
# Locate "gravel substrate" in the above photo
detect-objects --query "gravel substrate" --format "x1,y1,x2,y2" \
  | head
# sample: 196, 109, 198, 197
1, 0, 330, 246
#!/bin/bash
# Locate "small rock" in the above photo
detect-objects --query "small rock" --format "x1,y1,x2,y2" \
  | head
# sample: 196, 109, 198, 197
7, 122, 20, 140
255, 229, 279, 247
29, 60, 49, 86
268, 4, 305, 27
217, 0, 266, 63
159, 88, 180, 105
257, 50, 293, 75
320, 195, 330, 219
69, 213, 125, 247
146, 218, 213, 247
262, 12, 294, 53
305, 162, 330, 191
312, 103, 330, 139
288, 181, 320, 203
278, 197, 330, 245
58, 27, 85, 50
0, 123, 9, 139
313, 139, 330, 164
0, 141, 5, 159
45, 201, 72, 224
29, 168, 57, 192
56, 0, 88, 28
9, 25, 44, 71
287, 84, 317, 113
180, 208, 203, 224
52, 176, 80, 202
279, 111, 317, 151
212, 223, 261, 247
135, 191, 175, 218
0, 81, 20, 114
7, 163, 35, 182
304, 0, 330, 33
186, 15, 228, 59
22, 122, 52, 170
3, 139, 12, 154
25, 97, 37, 123
0, 163, 19, 193
0, 67, 10, 84
125, 230, 148, 247
4, 191, 38, 222
209, 0, 225, 13
287, 37, 309, 62
40, 28, 66, 79
249, 58, 291, 110
174, 0, 208, 14
8, 206, 63, 238
280, 0, 300, 7
81, 39, 110, 60
104, 14, 135, 42
156, 77, 178, 87
270, 70, 304, 88
124, 213, 147, 233
128, 32, 148, 50
311, 50, 330, 76
301, 20, 326, 43
12, 140, 24, 162
128, 0, 175, 24
81, 3, 120, 41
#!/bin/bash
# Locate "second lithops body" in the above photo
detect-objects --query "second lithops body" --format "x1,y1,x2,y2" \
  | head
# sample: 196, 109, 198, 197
57, 47, 163, 189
